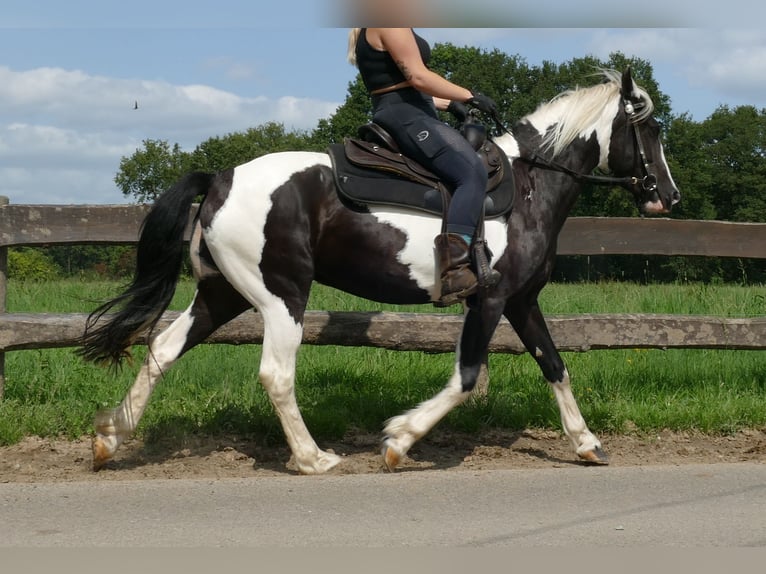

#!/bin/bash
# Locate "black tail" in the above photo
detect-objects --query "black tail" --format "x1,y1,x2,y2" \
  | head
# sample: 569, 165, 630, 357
79, 171, 214, 367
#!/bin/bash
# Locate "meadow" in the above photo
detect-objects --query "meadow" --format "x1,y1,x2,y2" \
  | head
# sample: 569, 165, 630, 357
1, 279, 764, 446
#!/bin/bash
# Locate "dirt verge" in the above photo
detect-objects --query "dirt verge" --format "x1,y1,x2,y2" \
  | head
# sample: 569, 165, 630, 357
2, 428, 765, 483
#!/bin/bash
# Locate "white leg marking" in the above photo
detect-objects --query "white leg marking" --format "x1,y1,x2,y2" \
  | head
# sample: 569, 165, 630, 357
383, 360, 470, 463
94, 304, 197, 463
550, 370, 602, 456
258, 302, 341, 475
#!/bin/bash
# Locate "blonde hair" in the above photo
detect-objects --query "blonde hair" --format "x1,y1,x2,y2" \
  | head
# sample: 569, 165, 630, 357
347, 28, 361, 67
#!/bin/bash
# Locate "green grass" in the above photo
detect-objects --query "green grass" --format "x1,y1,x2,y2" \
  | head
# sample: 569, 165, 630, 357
1, 279, 765, 446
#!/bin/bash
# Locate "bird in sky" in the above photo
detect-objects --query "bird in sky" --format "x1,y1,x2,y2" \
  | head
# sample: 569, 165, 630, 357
134, 100, 139, 110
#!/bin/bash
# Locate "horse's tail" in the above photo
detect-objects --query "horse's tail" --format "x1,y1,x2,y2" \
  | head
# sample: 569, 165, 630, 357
78, 171, 214, 367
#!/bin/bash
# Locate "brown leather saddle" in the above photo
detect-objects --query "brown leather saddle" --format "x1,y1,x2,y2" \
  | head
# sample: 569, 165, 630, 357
327, 122, 515, 219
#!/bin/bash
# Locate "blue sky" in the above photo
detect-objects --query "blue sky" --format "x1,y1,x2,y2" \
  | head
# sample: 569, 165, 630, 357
2, 1, 765, 204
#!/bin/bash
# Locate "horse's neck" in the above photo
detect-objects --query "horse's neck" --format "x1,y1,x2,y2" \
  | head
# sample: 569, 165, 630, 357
495, 123, 602, 229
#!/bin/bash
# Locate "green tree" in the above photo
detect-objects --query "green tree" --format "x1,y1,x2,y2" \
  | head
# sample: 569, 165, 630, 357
116, 124, 318, 203
699, 105, 766, 223
429, 43, 534, 126
311, 76, 372, 147
47, 245, 136, 278
189, 122, 317, 173
114, 139, 192, 203
663, 112, 717, 220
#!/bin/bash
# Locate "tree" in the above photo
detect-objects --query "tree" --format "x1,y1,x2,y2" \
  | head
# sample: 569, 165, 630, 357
47, 245, 136, 278
116, 124, 317, 203
699, 105, 766, 223
114, 139, 192, 203
189, 122, 317, 174
311, 76, 372, 147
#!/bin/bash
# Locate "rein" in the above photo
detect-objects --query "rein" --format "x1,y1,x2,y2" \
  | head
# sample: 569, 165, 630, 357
487, 101, 659, 191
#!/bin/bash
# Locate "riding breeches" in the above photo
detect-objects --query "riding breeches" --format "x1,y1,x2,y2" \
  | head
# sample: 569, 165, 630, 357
371, 88, 487, 237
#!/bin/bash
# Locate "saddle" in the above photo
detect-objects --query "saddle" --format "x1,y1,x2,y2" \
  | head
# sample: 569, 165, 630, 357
327, 122, 515, 219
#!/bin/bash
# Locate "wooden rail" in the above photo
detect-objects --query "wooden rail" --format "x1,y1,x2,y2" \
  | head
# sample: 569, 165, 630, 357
3, 202, 766, 258
1, 198, 765, 399
2, 311, 765, 354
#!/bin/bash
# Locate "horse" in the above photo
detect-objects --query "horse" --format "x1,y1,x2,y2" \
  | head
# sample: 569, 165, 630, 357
80, 68, 680, 474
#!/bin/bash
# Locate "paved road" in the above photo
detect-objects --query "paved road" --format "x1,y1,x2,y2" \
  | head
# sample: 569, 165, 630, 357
1, 463, 764, 547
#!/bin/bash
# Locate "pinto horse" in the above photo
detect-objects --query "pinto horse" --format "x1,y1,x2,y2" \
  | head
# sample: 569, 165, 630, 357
81, 68, 680, 473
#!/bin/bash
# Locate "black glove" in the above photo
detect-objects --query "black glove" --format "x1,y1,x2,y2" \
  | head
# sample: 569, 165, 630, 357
466, 91, 498, 116
446, 100, 468, 122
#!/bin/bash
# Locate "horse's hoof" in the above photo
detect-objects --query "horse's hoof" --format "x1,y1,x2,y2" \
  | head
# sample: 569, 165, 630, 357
92, 436, 114, 471
381, 442, 402, 472
315, 451, 343, 474
293, 450, 343, 475
579, 445, 609, 464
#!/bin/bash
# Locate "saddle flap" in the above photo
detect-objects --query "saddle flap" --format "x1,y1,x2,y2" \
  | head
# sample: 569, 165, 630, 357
344, 137, 406, 169
343, 138, 439, 188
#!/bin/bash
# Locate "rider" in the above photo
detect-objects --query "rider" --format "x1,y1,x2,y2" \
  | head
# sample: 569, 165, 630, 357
348, 27, 500, 306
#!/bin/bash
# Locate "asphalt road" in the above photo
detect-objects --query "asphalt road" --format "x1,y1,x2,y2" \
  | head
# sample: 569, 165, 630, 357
1, 463, 764, 547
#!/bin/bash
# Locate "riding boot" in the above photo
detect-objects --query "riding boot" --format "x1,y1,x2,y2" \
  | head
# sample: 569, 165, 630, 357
433, 233, 479, 306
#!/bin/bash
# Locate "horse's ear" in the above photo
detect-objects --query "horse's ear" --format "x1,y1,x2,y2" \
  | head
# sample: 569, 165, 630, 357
621, 67, 636, 99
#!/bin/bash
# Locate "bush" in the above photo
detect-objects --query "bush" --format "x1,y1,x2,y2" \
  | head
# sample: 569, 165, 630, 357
8, 248, 61, 281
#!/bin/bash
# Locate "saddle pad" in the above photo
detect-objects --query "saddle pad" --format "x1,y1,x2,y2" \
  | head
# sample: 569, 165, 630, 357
327, 142, 515, 218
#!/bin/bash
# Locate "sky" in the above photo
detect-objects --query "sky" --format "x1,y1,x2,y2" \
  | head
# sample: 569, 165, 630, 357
1, 0, 765, 205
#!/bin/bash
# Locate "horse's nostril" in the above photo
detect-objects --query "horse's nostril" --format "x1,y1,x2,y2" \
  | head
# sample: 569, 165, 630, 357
672, 190, 681, 204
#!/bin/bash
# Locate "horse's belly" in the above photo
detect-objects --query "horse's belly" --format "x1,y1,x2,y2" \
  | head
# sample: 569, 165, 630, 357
364, 207, 509, 299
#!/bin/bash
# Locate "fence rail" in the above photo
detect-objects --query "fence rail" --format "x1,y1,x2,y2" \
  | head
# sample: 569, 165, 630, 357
1, 197, 765, 399
3, 202, 766, 258
2, 311, 765, 354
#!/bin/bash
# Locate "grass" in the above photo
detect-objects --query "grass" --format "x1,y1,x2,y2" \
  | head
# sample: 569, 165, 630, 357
1, 278, 764, 446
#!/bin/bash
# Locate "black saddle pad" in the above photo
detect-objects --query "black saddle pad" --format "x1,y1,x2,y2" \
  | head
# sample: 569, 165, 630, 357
327, 143, 515, 218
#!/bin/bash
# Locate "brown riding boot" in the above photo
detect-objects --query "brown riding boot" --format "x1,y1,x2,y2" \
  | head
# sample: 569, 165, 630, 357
434, 233, 479, 306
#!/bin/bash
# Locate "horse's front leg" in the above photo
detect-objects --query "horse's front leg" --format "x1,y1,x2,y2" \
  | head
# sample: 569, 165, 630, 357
381, 298, 505, 471
505, 297, 608, 463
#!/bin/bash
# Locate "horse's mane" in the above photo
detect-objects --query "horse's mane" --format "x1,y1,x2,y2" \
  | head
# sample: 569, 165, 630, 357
533, 69, 654, 158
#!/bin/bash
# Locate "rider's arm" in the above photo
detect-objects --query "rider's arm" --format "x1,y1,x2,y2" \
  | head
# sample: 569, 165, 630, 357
432, 97, 451, 111
375, 28, 473, 103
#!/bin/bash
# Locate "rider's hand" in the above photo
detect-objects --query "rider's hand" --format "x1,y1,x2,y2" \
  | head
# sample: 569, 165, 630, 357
446, 100, 468, 122
466, 91, 498, 116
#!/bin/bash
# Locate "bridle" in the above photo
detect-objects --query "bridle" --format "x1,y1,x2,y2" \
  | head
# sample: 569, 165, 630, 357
489, 99, 659, 195
622, 99, 658, 194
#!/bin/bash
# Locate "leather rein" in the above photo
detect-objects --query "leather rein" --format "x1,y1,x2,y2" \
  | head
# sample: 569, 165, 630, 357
489, 100, 659, 193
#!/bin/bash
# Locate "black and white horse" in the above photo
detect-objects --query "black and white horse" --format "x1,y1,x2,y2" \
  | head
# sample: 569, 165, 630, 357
81, 69, 680, 473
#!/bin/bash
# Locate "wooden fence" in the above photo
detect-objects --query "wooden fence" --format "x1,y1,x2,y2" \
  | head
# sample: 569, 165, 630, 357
1, 197, 765, 399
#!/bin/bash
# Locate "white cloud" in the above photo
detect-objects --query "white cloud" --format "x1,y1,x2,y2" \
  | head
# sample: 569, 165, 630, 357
0, 166, 123, 205
201, 57, 259, 81
0, 66, 340, 204
586, 29, 766, 111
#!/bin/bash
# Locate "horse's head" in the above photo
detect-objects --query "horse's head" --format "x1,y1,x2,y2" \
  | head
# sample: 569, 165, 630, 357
608, 68, 681, 215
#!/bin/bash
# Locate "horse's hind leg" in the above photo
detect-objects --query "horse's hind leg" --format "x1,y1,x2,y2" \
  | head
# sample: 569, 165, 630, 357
92, 276, 250, 470
504, 297, 607, 463
381, 299, 506, 470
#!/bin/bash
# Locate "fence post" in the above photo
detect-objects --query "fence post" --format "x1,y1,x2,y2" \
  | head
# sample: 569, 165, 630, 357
0, 195, 8, 399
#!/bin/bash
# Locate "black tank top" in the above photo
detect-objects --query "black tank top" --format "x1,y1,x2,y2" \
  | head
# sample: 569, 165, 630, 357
355, 28, 431, 93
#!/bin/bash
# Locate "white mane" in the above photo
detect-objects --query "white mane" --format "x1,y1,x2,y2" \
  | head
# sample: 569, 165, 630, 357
529, 69, 654, 158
